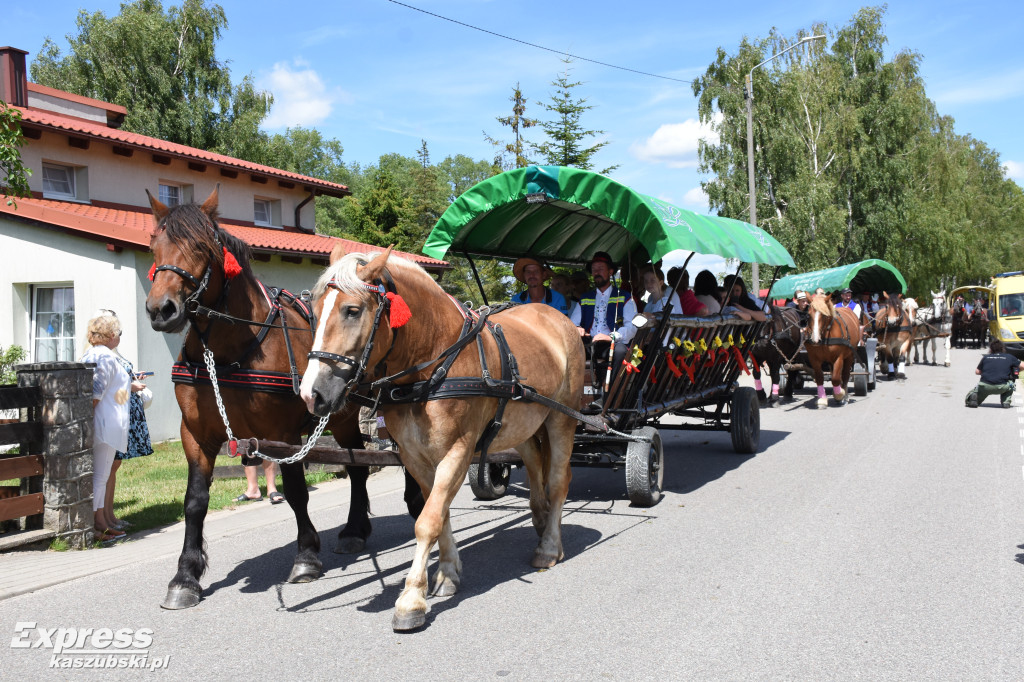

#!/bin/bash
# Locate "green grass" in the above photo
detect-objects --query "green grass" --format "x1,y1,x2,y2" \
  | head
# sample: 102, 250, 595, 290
111, 441, 337, 533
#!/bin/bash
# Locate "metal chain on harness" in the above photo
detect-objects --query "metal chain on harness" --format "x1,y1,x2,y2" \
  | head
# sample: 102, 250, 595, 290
202, 343, 329, 464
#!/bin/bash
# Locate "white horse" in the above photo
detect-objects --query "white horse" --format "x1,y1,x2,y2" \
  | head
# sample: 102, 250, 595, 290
911, 289, 951, 366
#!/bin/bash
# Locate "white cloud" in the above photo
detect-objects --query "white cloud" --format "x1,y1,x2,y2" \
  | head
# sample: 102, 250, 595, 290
629, 114, 722, 168
933, 68, 1024, 106
1004, 160, 1024, 182
682, 186, 708, 210
260, 61, 336, 129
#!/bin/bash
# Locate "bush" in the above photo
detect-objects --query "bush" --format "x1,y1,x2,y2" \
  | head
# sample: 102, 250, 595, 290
0, 345, 26, 384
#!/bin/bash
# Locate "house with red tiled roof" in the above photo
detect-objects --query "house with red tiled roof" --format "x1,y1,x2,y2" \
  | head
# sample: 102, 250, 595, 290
0, 46, 448, 440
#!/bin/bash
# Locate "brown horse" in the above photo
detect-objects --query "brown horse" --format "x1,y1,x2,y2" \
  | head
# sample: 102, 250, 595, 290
145, 188, 420, 610
299, 246, 584, 631
805, 294, 860, 407
874, 292, 915, 380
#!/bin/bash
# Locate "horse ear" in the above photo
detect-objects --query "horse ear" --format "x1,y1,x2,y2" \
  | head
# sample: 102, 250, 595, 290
329, 242, 347, 265
146, 189, 169, 224
357, 245, 394, 283
200, 184, 220, 218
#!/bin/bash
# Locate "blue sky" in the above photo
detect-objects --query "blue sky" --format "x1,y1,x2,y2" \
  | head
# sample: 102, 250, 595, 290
6, 0, 1023, 275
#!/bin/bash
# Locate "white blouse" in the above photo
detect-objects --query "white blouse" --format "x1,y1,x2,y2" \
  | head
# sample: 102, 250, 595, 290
82, 344, 130, 451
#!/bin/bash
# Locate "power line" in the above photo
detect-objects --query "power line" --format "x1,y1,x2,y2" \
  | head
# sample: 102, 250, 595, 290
386, 0, 695, 85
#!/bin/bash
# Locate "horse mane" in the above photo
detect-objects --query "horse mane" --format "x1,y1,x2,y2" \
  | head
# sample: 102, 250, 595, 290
155, 202, 253, 277
810, 295, 833, 317
314, 250, 434, 297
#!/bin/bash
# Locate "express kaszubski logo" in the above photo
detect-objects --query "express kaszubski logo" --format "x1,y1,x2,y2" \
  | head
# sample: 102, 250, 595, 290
11, 622, 170, 670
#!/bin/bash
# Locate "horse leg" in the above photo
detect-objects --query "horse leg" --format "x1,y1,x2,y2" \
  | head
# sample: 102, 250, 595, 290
516, 436, 552, 538
279, 460, 322, 583
336, 465, 372, 554
783, 369, 797, 401
751, 361, 766, 403
944, 335, 951, 367
403, 468, 425, 519
531, 414, 575, 568
393, 451, 468, 631
812, 366, 828, 408
767, 361, 781, 406
162, 429, 215, 610
831, 355, 848, 404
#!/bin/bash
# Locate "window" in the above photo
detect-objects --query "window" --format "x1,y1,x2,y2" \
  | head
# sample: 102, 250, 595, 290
159, 183, 181, 206
254, 199, 271, 226
42, 163, 75, 198
253, 197, 281, 227
31, 286, 76, 362
41, 162, 88, 201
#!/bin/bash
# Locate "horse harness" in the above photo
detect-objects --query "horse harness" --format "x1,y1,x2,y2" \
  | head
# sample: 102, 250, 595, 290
154, 255, 317, 396
805, 308, 856, 351
875, 307, 913, 351
308, 277, 641, 484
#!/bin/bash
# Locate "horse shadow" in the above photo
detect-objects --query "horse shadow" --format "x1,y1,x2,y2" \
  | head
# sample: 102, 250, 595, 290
1015, 544, 1024, 566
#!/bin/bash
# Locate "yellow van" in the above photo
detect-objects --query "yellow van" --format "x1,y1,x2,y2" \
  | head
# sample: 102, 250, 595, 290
954, 272, 1024, 357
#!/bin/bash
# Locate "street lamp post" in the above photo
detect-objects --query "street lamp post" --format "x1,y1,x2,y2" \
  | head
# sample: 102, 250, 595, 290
745, 35, 825, 295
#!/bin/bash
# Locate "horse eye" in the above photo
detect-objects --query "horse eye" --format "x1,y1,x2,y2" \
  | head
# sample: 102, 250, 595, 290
345, 306, 361, 319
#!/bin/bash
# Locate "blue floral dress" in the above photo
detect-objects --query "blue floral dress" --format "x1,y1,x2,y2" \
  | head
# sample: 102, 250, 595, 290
114, 355, 154, 460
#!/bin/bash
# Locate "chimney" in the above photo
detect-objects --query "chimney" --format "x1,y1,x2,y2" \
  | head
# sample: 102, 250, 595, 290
0, 47, 29, 107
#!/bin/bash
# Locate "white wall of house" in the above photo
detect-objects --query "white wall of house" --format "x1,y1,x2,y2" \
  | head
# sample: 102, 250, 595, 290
19, 128, 317, 229
1, 217, 338, 442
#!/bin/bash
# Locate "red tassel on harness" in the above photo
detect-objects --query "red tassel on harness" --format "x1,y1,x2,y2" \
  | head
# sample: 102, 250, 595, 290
734, 346, 751, 375
148, 262, 156, 281
386, 292, 412, 328
223, 247, 242, 280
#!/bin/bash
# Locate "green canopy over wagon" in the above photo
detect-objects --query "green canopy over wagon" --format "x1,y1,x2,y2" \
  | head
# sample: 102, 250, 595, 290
422, 165, 795, 268
769, 259, 907, 299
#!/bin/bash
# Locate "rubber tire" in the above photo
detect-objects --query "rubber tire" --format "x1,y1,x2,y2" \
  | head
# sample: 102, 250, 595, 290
854, 372, 868, 397
730, 386, 760, 454
625, 426, 663, 507
467, 462, 511, 500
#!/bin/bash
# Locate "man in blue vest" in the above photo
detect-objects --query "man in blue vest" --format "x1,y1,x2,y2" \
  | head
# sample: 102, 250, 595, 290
511, 257, 570, 315
570, 251, 638, 394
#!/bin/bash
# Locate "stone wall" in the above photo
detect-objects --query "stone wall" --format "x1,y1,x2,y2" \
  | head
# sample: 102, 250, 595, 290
17, 362, 95, 548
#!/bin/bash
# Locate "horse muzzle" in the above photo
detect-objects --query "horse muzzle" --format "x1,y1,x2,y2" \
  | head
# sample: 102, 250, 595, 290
147, 294, 188, 333
300, 363, 354, 417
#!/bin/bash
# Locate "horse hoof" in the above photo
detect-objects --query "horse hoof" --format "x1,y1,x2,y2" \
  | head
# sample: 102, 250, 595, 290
944, 362, 950, 367
392, 610, 427, 632
531, 552, 559, 569
432, 578, 459, 598
161, 587, 201, 610
334, 536, 366, 554
287, 562, 322, 583
816, 398, 828, 409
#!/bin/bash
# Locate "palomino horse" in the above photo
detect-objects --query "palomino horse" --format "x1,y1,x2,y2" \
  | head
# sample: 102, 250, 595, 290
750, 305, 804, 404
804, 294, 860, 407
145, 188, 421, 610
300, 246, 584, 631
873, 292, 915, 380
911, 289, 951, 366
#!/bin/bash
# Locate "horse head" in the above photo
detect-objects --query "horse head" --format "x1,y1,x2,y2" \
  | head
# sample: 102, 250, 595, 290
808, 294, 834, 343
145, 186, 250, 332
300, 245, 409, 417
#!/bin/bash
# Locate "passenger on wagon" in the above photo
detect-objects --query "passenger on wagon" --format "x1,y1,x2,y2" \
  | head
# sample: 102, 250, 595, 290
571, 251, 638, 390
835, 287, 862, 318
549, 273, 579, 319
787, 291, 810, 327
511, 257, 571, 316
652, 267, 708, 316
724, 277, 767, 322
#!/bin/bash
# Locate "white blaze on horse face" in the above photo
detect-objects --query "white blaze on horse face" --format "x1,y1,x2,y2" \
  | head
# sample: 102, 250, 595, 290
300, 289, 339, 410
812, 311, 821, 343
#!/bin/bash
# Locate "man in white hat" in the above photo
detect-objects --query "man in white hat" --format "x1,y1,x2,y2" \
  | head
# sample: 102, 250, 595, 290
511, 257, 570, 316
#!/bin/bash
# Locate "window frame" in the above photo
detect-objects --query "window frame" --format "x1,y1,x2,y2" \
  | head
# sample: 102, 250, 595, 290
41, 163, 76, 199
29, 284, 76, 363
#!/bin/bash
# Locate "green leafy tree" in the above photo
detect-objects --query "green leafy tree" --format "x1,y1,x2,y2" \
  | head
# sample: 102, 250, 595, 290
0, 102, 32, 207
692, 6, 1023, 289
31, 0, 272, 161
436, 154, 497, 202
534, 59, 618, 174
0, 345, 26, 384
484, 82, 539, 169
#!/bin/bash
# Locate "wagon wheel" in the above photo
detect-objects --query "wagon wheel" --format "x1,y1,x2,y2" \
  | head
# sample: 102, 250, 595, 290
730, 386, 760, 454
853, 370, 868, 397
625, 426, 663, 507
467, 462, 511, 500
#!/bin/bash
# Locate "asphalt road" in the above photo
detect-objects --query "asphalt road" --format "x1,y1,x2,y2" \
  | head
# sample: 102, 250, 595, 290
2, 347, 1022, 680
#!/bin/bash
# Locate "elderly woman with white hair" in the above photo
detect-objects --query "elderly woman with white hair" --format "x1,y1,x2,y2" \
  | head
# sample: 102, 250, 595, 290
81, 310, 143, 541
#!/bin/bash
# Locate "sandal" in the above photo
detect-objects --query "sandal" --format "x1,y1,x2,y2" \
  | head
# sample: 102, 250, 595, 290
96, 528, 125, 542
234, 493, 263, 502
269, 491, 285, 505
